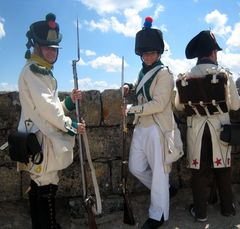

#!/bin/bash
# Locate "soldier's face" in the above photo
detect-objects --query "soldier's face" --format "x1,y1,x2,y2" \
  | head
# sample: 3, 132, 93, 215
142, 51, 160, 66
41, 46, 59, 64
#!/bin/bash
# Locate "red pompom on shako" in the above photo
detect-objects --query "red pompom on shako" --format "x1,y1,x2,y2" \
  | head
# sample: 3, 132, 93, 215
143, 16, 153, 28
47, 13, 57, 29
145, 16, 153, 23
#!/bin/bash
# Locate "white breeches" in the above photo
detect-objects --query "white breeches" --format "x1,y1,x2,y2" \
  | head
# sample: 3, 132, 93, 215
129, 125, 169, 221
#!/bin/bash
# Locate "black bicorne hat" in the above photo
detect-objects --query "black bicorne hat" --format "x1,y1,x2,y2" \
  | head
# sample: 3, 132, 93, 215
25, 13, 62, 58
135, 16, 164, 56
185, 30, 222, 59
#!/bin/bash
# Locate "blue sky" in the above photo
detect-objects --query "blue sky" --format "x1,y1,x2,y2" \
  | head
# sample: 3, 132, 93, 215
0, 0, 240, 92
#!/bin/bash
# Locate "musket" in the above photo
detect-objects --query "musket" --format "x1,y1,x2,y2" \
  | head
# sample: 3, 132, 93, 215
72, 18, 99, 229
121, 56, 135, 225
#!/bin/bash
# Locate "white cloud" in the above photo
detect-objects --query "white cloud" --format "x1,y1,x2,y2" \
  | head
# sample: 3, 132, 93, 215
85, 18, 111, 32
80, 49, 96, 56
0, 17, 6, 39
162, 41, 171, 56
205, 10, 231, 36
218, 51, 240, 78
161, 41, 195, 78
80, 0, 152, 15
226, 22, 240, 48
204, 10, 240, 53
153, 4, 165, 19
85, 50, 96, 56
78, 53, 128, 72
110, 9, 142, 37
78, 57, 87, 66
159, 24, 167, 32
85, 9, 141, 37
162, 49, 240, 81
89, 53, 125, 72
80, 0, 153, 37
162, 56, 195, 79
0, 82, 18, 91
81, 1, 168, 37
75, 77, 119, 91
162, 46, 240, 81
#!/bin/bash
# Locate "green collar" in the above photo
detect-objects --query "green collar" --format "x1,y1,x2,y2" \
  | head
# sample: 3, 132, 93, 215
29, 63, 53, 76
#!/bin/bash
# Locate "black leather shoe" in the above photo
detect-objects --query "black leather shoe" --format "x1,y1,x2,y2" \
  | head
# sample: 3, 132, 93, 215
189, 204, 207, 222
141, 216, 164, 229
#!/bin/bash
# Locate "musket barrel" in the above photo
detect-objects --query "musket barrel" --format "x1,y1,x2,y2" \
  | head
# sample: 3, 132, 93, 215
71, 18, 101, 228
120, 56, 135, 225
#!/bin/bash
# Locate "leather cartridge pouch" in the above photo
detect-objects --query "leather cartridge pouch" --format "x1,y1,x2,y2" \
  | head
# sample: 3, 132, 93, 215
8, 132, 43, 164
220, 124, 240, 145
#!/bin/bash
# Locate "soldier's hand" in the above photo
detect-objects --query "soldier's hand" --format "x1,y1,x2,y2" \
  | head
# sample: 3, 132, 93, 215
71, 89, 82, 103
77, 119, 86, 134
123, 85, 129, 96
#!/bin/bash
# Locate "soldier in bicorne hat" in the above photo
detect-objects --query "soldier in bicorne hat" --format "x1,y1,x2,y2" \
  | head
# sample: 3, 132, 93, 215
123, 16, 183, 229
175, 30, 240, 222
17, 13, 85, 229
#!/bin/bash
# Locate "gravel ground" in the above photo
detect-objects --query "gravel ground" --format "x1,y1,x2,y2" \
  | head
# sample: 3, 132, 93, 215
1, 186, 240, 229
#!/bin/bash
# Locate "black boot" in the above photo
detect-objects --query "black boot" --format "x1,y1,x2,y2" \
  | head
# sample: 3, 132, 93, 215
28, 180, 41, 229
37, 183, 61, 229
141, 215, 164, 229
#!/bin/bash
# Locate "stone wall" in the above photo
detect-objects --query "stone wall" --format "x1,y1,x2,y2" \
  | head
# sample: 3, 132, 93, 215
0, 91, 240, 202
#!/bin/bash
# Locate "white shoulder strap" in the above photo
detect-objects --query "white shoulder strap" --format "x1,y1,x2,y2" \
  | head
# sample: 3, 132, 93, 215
136, 65, 162, 94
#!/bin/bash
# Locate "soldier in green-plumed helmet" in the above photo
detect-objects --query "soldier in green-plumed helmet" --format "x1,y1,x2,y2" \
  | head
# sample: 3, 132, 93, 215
17, 13, 86, 229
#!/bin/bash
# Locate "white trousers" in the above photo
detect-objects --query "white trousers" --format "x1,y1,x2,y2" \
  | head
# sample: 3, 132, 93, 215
129, 125, 169, 221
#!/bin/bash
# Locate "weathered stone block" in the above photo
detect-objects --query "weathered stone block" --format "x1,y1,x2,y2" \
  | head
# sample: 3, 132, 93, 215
59, 90, 102, 127
101, 89, 121, 126
81, 90, 101, 126
0, 167, 21, 201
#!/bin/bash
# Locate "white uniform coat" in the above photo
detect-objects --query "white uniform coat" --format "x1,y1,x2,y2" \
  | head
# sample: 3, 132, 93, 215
129, 67, 183, 171
175, 64, 240, 169
18, 60, 75, 185
128, 65, 183, 221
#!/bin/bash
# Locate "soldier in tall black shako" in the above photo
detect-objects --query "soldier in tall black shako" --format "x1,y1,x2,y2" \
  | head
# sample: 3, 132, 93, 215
175, 30, 239, 222
17, 13, 85, 229
123, 17, 183, 229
